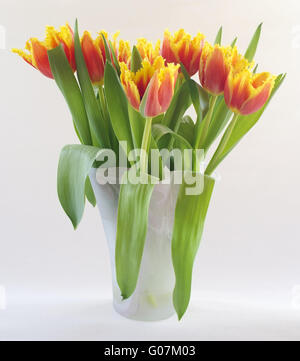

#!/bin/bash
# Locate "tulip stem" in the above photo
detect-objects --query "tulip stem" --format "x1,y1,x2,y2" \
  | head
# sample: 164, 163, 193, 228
140, 117, 152, 174
205, 113, 239, 176
195, 95, 218, 150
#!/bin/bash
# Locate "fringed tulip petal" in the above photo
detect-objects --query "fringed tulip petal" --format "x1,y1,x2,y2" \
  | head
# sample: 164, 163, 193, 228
199, 44, 252, 96
162, 29, 204, 76
136, 38, 161, 64
224, 70, 275, 115
12, 23, 75, 78
120, 55, 179, 117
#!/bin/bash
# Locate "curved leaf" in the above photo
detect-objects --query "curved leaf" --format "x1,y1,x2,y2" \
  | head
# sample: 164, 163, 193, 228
152, 123, 193, 150
85, 177, 96, 207
57, 144, 100, 228
172, 174, 215, 320
115, 170, 155, 298
177, 115, 195, 145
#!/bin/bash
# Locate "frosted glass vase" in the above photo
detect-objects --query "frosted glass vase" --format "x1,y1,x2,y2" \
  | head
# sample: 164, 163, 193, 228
89, 168, 180, 321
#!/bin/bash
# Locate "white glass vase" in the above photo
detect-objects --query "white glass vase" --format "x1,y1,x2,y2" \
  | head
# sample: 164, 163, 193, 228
89, 168, 180, 321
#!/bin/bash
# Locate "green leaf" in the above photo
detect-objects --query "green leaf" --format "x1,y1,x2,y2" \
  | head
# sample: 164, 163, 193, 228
152, 123, 193, 150
104, 62, 135, 159
48, 45, 92, 146
131, 45, 143, 73
74, 20, 111, 148
85, 177, 96, 207
160, 80, 191, 149
172, 174, 215, 320
57, 145, 100, 228
177, 115, 195, 146
244, 23, 262, 62
214, 26, 223, 45
231, 37, 237, 47
109, 40, 121, 76
115, 170, 155, 298
101, 33, 112, 64
203, 96, 232, 151
205, 74, 286, 175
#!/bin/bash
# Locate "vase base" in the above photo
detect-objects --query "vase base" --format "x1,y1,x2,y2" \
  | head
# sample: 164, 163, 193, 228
113, 302, 175, 322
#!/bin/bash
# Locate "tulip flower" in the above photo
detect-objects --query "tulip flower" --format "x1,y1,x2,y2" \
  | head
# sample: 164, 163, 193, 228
81, 31, 131, 84
81, 30, 107, 85
136, 38, 161, 64
199, 43, 250, 95
120, 56, 179, 117
112, 32, 131, 67
161, 29, 204, 76
12, 24, 75, 78
224, 70, 275, 115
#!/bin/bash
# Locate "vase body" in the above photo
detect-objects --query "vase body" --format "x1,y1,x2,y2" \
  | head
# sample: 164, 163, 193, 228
89, 168, 179, 321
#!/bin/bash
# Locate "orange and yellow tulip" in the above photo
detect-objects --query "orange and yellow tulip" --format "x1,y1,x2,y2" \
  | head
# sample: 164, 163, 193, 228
224, 70, 275, 115
136, 38, 160, 64
161, 29, 204, 76
12, 24, 75, 79
111, 32, 131, 67
81, 31, 131, 84
120, 56, 179, 117
199, 44, 250, 95
81, 31, 107, 85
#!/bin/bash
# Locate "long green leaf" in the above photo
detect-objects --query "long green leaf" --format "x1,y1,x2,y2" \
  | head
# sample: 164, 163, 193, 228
104, 62, 134, 158
244, 23, 262, 62
160, 80, 191, 149
74, 20, 111, 148
203, 96, 232, 151
48, 45, 92, 146
172, 174, 215, 320
205, 74, 286, 175
85, 177, 96, 207
115, 170, 155, 298
57, 144, 100, 228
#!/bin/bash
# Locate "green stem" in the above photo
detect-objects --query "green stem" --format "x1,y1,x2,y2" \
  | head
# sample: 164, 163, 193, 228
195, 95, 218, 150
140, 117, 152, 174
205, 113, 239, 176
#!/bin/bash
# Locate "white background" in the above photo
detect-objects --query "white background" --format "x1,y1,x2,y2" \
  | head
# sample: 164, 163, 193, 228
0, 0, 300, 340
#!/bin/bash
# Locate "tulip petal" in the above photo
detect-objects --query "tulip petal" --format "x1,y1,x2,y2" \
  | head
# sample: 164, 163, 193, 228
143, 72, 161, 117
81, 31, 105, 84
31, 39, 53, 78
240, 82, 272, 115
203, 47, 227, 95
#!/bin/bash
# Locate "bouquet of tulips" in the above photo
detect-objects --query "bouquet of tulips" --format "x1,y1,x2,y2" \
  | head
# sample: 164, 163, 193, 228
13, 20, 285, 319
